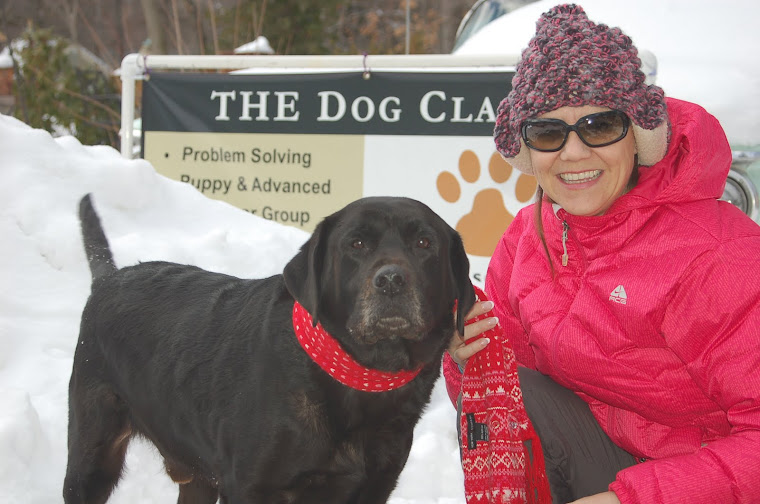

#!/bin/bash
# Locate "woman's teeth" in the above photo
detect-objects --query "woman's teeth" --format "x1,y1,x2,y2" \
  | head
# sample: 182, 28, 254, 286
560, 170, 602, 183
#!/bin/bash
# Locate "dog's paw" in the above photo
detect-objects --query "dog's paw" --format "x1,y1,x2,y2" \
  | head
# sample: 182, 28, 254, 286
436, 150, 536, 257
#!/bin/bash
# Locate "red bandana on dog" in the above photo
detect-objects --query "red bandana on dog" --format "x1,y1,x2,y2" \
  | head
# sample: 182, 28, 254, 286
292, 301, 422, 392
460, 286, 552, 504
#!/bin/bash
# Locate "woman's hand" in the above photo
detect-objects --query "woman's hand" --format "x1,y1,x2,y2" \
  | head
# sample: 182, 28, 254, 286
447, 299, 497, 369
569, 491, 621, 504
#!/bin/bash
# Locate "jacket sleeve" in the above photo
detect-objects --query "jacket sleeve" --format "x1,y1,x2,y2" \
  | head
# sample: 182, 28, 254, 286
485, 208, 537, 370
610, 237, 760, 503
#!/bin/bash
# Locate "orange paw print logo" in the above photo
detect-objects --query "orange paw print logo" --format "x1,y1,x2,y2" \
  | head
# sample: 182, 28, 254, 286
437, 150, 536, 257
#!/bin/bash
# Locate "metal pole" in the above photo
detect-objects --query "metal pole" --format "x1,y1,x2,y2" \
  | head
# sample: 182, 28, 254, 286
119, 53, 139, 157
119, 53, 516, 72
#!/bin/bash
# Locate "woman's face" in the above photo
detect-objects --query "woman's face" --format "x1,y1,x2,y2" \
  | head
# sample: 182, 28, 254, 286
528, 105, 637, 216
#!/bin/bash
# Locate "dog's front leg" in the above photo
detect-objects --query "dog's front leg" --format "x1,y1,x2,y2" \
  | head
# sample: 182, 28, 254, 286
355, 433, 413, 504
176, 477, 219, 504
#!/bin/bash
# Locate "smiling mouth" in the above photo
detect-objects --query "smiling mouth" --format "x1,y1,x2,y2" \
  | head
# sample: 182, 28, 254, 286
559, 170, 602, 184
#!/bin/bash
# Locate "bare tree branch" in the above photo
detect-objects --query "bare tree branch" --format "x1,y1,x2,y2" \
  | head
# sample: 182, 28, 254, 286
78, 6, 117, 67
171, 0, 184, 54
140, 0, 166, 54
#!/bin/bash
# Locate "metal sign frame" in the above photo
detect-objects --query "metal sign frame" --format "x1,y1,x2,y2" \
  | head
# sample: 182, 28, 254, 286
118, 52, 520, 158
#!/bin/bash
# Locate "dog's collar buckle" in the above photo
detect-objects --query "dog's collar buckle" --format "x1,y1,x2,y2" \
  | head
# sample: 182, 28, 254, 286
292, 302, 422, 392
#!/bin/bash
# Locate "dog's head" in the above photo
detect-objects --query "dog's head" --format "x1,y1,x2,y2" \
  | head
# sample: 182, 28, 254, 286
284, 197, 475, 371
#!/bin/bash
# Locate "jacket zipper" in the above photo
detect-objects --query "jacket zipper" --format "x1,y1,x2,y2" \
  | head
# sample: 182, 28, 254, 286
561, 220, 569, 267
558, 218, 587, 269
550, 219, 571, 382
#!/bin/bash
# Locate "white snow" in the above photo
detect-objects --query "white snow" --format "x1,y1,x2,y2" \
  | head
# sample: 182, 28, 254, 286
0, 46, 12, 69
234, 35, 275, 55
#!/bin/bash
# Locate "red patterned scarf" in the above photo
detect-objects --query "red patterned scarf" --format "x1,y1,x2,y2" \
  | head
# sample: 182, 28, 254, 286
460, 286, 552, 503
292, 301, 421, 392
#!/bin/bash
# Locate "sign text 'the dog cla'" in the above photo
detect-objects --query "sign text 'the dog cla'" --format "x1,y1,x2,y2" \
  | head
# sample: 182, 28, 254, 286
209, 90, 498, 125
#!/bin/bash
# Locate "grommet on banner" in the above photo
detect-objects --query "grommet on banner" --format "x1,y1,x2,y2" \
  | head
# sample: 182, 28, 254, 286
139, 54, 151, 81
362, 52, 371, 80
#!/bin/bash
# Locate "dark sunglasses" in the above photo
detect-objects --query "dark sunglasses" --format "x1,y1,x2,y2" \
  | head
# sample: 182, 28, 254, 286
521, 110, 631, 152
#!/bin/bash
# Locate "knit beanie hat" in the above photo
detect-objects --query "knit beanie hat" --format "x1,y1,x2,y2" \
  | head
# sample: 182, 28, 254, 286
494, 4, 670, 174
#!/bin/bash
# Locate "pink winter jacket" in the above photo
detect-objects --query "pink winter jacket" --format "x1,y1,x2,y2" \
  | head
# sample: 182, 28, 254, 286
443, 98, 760, 503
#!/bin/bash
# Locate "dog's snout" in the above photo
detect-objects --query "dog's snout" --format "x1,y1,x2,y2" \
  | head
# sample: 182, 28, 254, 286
373, 265, 406, 296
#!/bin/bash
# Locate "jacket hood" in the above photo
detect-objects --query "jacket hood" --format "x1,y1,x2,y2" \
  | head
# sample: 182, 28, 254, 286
621, 97, 732, 212
542, 98, 734, 260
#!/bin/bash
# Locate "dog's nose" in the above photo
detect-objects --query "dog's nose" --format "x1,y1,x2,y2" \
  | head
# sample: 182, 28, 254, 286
373, 265, 406, 296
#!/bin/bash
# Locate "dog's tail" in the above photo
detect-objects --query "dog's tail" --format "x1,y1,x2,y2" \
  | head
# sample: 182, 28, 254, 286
79, 194, 117, 279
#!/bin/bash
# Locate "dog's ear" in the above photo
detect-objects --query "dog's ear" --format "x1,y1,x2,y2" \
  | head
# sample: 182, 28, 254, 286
449, 230, 476, 336
283, 217, 331, 326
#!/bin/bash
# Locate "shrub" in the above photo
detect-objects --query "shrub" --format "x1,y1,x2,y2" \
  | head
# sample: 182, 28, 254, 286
12, 26, 120, 147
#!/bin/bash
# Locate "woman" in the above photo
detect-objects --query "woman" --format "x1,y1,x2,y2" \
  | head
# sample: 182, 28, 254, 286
444, 4, 760, 504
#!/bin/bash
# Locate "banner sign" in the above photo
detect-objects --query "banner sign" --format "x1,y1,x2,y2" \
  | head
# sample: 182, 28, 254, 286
142, 70, 536, 284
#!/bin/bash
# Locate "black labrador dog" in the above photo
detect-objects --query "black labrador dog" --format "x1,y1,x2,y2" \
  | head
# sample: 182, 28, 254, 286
65, 194, 475, 504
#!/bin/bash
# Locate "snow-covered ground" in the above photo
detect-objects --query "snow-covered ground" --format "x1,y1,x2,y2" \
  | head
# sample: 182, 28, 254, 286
0, 113, 465, 503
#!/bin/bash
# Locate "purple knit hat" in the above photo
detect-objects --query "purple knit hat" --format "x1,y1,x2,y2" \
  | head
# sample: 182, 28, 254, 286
494, 4, 670, 174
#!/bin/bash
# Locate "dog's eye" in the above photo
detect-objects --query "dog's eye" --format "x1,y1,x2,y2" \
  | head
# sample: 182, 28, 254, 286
416, 237, 431, 249
352, 240, 366, 249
